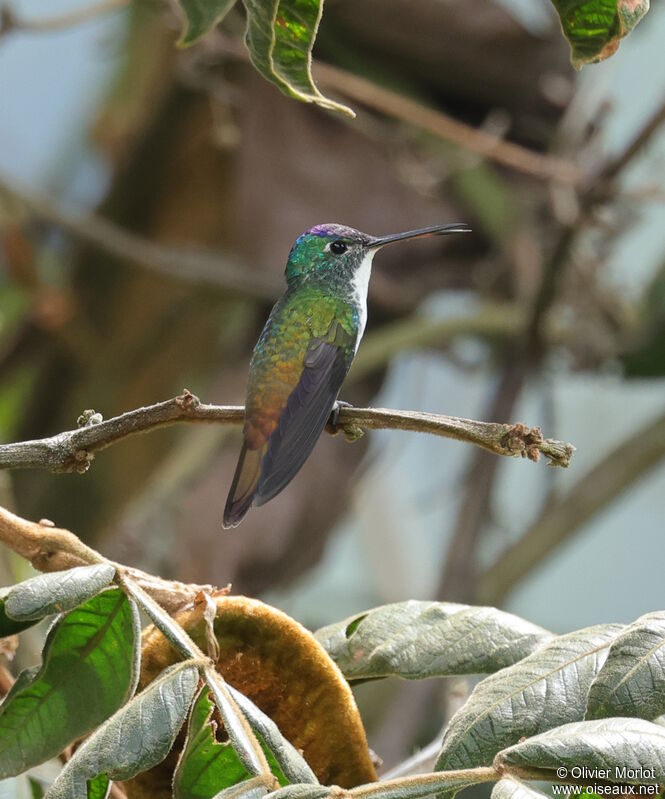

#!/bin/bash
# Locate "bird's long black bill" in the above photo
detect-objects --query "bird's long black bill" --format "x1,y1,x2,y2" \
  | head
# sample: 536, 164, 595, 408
369, 222, 471, 248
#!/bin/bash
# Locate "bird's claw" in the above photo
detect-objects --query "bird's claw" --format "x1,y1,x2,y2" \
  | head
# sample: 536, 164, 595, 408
326, 401, 364, 442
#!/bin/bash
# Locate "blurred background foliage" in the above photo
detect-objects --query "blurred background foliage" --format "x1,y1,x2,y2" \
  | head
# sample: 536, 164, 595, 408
0, 0, 664, 774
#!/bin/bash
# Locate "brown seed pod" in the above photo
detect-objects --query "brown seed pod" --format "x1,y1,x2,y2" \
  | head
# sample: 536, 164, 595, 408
124, 595, 377, 798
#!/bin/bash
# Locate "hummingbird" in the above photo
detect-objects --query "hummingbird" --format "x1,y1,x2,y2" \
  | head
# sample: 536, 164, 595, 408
223, 222, 470, 528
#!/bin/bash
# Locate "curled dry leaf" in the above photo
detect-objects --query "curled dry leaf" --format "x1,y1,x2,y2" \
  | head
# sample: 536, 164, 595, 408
125, 596, 376, 798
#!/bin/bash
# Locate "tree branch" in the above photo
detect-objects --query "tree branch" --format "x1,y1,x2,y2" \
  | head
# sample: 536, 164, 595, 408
0, 505, 223, 613
0, 171, 281, 301
210, 34, 582, 185
477, 406, 665, 605
0, 391, 575, 473
312, 61, 583, 185
437, 92, 665, 603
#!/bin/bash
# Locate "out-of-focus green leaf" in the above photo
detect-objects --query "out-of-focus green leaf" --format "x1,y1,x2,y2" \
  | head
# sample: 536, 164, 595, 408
46, 662, 199, 799
243, 0, 354, 116
551, 0, 649, 68
174, 687, 251, 799
29, 777, 47, 799
495, 717, 665, 783
4, 565, 116, 622
586, 611, 665, 720
0, 588, 140, 778
315, 601, 551, 680
435, 624, 622, 773
491, 779, 549, 799
176, 0, 237, 46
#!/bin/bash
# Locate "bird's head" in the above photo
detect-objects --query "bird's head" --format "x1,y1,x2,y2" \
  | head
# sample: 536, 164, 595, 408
284, 222, 470, 286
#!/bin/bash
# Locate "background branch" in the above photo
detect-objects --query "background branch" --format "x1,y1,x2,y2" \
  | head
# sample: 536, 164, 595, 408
212, 34, 582, 185
437, 90, 665, 602
478, 406, 665, 605
0, 171, 280, 301
313, 61, 582, 185
0, 391, 575, 474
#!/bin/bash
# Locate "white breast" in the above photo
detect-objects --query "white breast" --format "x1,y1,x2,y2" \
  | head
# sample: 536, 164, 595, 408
352, 250, 375, 353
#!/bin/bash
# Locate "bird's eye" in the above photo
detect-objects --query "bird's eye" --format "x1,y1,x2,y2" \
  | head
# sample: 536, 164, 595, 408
330, 240, 347, 255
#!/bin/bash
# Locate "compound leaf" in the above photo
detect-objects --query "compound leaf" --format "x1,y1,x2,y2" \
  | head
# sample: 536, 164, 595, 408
46, 662, 199, 799
435, 624, 622, 772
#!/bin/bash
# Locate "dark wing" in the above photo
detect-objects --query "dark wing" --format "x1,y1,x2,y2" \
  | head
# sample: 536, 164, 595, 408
222, 441, 268, 528
223, 322, 353, 528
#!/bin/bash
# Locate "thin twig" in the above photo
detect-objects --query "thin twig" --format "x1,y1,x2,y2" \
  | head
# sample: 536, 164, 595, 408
0, 390, 575, 473
346, 767, 499, 799
0, 0, 128, 37
0, 505, 223, 612
0, 171, 281, 301
211, 34, 582, 185
438, 92, 665, 603
349, 304, 526, 383
380, 735, 444, 780
313, 62, 583, 185
597, 96, 665, 184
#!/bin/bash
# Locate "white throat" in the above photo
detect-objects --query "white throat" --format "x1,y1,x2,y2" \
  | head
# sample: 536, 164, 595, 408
352, 250, 375, 352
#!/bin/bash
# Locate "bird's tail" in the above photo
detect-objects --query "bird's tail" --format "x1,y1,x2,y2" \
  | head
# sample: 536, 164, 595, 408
223, 443, 266, 528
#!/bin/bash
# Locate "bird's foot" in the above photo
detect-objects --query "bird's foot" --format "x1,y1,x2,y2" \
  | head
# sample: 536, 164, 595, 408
326, 401, 364, 442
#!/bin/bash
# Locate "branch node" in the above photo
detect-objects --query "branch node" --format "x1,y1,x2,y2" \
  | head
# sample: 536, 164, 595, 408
500, 423, 543, 461
176, 389, 201, 410
73, 449, 93, 473
325, 402, 365, 442
340, 423, 365, 443
77, 409, 103, 428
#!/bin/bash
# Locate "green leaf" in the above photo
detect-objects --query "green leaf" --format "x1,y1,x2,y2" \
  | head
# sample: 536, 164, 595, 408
174, 684, 312, 799
86, 775, 110, 799
495, 717, 665, 783
226, 685, 317, 785
4, 565, 116, 622
204, 667, 270, 778
177, 0, 237, 46
550, 0, 650, 68
0, 588, 140, 778
46, 662, 199, 799
586, 611, 665, 721
491, 779, 549, 799
243, 0, 354, 116
315, 601, 551, 680
174, 687, 252, 799
0, 591, 38, 637
435, 624, 622, 772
